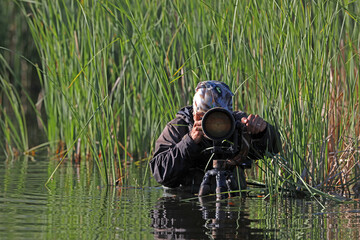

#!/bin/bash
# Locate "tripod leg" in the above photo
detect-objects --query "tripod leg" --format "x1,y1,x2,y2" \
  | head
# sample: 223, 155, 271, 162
216, 170, 227, 200
226, 172, 239, 197
199, 170, 215, 196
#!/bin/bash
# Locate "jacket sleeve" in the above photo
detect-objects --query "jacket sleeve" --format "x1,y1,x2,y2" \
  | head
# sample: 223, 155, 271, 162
149, 117, 201, 187
247, 122, 281, 160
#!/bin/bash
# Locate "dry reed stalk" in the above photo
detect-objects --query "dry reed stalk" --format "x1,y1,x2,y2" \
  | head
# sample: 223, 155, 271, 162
326, 38, 360, 191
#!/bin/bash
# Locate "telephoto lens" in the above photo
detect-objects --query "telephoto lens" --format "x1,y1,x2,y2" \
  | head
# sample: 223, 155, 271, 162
201, 107, 235, 141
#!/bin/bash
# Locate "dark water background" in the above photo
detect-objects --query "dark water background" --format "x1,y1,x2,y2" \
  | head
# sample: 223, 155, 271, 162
1, 158, 360, 240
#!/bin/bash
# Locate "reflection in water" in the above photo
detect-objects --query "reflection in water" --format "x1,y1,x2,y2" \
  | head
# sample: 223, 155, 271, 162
0, 158, 161, 239
150, 191, 272, 239
1, 158, 360, 239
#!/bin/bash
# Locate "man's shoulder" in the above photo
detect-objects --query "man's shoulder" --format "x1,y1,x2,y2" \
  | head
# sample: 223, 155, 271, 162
168, 116, 188, 126
172, 106, 194, 124
160, 106, 192, 130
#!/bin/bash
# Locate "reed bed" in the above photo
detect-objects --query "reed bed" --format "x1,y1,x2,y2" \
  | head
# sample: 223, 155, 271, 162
1, 0, 359, 199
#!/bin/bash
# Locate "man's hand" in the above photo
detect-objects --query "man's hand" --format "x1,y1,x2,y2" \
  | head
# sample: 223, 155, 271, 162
190, 112, 204, 144
241, 114, 267, 134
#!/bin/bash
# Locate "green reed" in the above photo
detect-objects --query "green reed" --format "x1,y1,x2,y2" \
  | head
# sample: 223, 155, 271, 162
3, 0, 359, 197
0, 0, 38, 158
237, 0, 360, 197
0, 53, 28, 157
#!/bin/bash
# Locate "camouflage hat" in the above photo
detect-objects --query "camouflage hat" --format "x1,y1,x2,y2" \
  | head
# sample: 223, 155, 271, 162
193, 80, 234, 114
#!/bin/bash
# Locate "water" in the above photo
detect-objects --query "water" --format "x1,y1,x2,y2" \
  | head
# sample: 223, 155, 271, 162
1, 158, 360, 239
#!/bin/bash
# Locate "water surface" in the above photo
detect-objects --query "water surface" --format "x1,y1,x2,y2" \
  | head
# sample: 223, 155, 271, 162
0, 158, 359, 239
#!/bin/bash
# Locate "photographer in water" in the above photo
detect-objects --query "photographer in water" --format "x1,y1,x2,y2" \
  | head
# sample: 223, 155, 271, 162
150, 80, 280, 194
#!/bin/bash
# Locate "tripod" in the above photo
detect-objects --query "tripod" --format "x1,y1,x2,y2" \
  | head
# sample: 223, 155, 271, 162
198, 159, 247, 200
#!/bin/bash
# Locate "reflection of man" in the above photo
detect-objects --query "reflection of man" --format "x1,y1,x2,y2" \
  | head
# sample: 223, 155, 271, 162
150, 195, 267, 239
150, 81, 280, 192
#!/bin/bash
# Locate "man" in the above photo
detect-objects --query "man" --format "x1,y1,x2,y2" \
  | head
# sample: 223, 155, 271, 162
150, 80, 280, 193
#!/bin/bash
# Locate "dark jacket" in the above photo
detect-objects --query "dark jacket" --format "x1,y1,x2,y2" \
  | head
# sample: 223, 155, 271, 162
150, 106, 280, 188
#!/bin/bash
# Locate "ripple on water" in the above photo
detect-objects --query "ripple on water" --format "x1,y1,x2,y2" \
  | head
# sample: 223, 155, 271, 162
1, 159, 360, 239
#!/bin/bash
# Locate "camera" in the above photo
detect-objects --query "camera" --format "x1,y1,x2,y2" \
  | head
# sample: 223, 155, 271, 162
199, 107, 250, 199
201, 107, 243, 158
